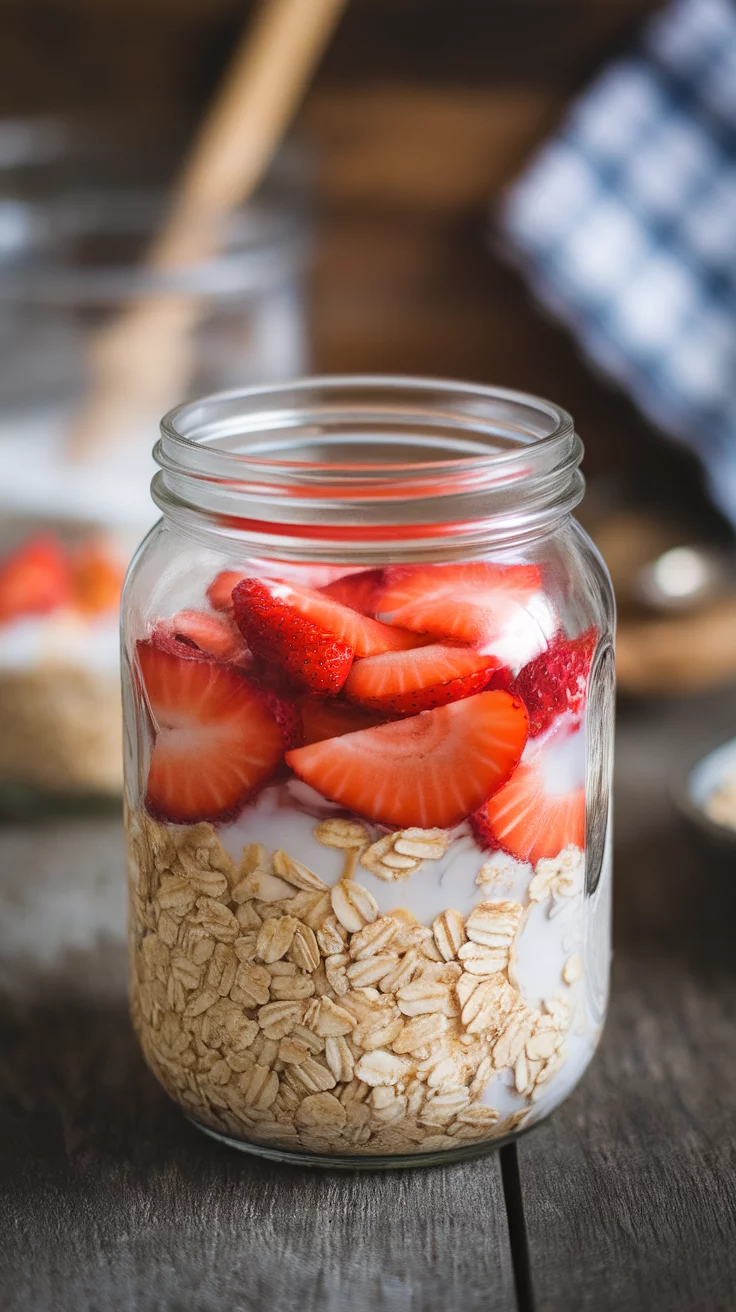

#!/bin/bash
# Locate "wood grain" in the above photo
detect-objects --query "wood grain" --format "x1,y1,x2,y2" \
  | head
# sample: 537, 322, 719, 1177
0, 815, 515, 1312
516, 689, 736, 1312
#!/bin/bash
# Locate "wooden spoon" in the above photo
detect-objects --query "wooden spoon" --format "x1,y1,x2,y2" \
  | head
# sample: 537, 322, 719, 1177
68, 0, 347, 461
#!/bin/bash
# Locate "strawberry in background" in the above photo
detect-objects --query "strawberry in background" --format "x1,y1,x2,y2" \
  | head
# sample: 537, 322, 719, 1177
0, 532, 125, 624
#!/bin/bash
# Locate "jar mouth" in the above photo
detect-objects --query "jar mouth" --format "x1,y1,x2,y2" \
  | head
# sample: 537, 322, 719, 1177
153, 375, 584, 559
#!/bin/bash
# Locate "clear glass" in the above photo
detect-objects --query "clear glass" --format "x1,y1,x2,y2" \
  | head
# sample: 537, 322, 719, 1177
122, 377, 615, 1167
0, 142, 309, 803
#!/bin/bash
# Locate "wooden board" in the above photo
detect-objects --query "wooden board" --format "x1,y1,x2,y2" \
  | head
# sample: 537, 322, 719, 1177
0, 814, 515, 1312
516, 688, 736, 1312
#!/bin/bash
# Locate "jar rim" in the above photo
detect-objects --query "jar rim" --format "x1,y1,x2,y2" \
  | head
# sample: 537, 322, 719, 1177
153, 375, 585, 560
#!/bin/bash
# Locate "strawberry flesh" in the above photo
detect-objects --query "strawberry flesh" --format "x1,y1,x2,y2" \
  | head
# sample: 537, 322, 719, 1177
232, 577, 354, 694
136, 641, 285, 823
320, 568, 384, 615
207, 569, 247, 612
0, 533, 73, 623
344, 642, 506, 715
152, 610, 250, 666
286, 689, 528, 828
374, 562, 543, 645
299, 696, 386, 746
511, 628, 597, 737
472, 754, 585, 865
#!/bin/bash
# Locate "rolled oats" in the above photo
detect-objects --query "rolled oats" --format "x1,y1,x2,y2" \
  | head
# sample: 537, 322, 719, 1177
239, 1064, 279, 1110
278, 1036, 312, 1065
396, 978, 453, 1017
205, 943, 237, 997
129, 812, 574, 1160
324, 953, 350, 996
432, 909, 466, 961
392, 1012, 450, 1053
317, 915, 347, 957
232, 869, 295, 904
232, 962, 271, 1008
288, 923, 321, 973
157, 876, 197, 919
393, 828, 450, 860
305, 996, 355, 1037
354, 1049, 409, 1088
257, 999, 306, 1040
346, 954, 399, 988
272, 850, 329, 892
270, 972, 315, 1001
324, 1035, 355, 1083
459, 940, 516, 976
331, 879, 378, 933
296, 1091, 348, 1131
313, 817, 371, 849
289, 1056, 337, 1094
348, 915, 397, 960
352, 1013, 404, 1052
562, 952, 583, 984
360, 834, 421, 880
256, 915, 298, 963
235, 902, 263, 931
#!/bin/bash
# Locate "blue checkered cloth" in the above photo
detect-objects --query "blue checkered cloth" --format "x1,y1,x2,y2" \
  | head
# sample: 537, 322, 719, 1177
498, 0, 736, 526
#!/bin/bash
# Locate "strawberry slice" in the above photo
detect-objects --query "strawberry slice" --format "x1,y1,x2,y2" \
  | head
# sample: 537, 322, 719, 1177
374, 562, 543, 645
320, 568, 384, 615
344, 642, 506, 715
232, 578, 355, 694
0, 533, 73, 623
299, 696, 385, 746
207, 570, 246, 612
152, 610, 250, 666
511, 628, 597, 737
243, 577, 421, 657
285, 689, 528, 828
136, 641, 285, 823
472, 731, 585, 864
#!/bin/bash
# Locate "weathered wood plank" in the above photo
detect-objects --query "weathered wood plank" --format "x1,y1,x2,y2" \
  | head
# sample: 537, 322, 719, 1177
516, 689, 736, 1312
0, 815, 516, 1312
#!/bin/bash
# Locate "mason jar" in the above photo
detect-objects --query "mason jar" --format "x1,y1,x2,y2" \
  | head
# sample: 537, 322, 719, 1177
122, 376, 615, 1168
0, 162, 310, 804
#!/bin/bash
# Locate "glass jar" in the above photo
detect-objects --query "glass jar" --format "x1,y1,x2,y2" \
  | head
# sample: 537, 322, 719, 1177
122, 376, 615, 1168
0, 154, 309, 804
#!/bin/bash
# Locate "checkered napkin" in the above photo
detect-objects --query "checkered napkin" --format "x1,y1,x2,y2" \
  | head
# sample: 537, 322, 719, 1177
498, 0, 736, 525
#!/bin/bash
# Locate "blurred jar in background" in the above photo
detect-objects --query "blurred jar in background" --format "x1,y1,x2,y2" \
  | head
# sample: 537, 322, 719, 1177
0, 117, 312, 806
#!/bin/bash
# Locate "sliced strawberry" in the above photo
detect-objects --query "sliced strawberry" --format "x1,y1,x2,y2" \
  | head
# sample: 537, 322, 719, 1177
207, 570, 246, 612
70, 540, 125, 615
243, 577, 421, 657
511, 628, 597, 737
152, 610, 250, 666
472, 735, 585, 864
299, 696, 385, 746
0, 533, 73, 623
232, 577, 355, 694
136, 641, 284, 823
374, 562, 543, 645
343, 642, 505, 715
320, 568, 384, 615
285, 689, 528, 828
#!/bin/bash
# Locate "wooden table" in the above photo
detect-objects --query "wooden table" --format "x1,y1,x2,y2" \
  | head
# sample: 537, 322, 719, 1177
2, 687, 735, 1312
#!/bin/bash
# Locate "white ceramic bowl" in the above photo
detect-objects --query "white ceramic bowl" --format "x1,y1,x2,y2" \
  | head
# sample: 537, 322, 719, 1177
674, 735, 736, 851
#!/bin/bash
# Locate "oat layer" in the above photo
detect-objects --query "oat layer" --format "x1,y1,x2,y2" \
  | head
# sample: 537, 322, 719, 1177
127, 810, 573, 1157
